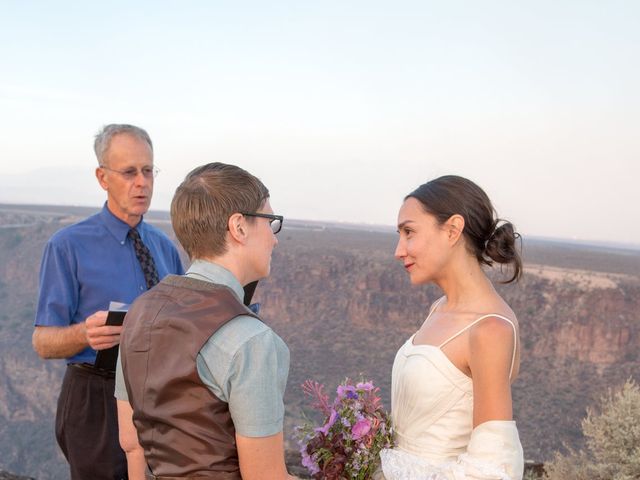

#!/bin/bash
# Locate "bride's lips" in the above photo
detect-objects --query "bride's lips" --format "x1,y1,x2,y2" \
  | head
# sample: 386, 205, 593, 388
404, 262, 415, 271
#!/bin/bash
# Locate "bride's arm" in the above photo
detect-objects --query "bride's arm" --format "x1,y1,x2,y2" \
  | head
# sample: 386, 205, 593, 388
460, 316, 523, 479
468, 316, 516, 427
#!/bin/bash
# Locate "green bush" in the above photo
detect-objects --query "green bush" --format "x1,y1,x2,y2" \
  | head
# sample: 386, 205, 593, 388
544, 379, 640, 480
524, 470, 543, 480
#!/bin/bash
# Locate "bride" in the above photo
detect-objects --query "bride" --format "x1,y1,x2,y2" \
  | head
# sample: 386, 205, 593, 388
378, 175, 524, 480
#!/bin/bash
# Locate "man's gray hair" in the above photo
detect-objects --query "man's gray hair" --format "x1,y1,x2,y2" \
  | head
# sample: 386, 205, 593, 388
93, 124, 153, 165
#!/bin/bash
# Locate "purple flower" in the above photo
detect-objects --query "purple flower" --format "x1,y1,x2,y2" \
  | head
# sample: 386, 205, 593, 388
351, 418, 371, 440
296, 377, 394, 476
301, 451, 320, 474
356, 381, 374, 391
315, 408, 339, 435
336, 384, 357, 399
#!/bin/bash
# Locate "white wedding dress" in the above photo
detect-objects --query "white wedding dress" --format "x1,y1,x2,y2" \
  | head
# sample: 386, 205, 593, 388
379, 300, 524, 480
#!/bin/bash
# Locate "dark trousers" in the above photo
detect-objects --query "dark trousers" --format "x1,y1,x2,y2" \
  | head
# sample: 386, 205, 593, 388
56, 364, 128, 480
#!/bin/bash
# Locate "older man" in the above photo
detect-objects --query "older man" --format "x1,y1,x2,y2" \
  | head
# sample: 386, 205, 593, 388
116, 163, 295, 480
33, 124, 184, 480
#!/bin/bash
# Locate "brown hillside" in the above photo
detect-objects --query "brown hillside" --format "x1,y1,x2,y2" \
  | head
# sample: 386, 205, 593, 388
0, 204, 638, 479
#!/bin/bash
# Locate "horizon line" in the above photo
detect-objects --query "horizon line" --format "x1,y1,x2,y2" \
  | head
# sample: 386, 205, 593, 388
1, 201, 639, 253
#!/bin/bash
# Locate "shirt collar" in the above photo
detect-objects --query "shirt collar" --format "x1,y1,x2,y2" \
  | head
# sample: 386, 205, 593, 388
185, 259, 244, 302
99, 202, 144, 245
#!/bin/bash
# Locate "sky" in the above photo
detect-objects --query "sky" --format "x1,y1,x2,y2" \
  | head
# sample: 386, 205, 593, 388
0, 1, 638, 246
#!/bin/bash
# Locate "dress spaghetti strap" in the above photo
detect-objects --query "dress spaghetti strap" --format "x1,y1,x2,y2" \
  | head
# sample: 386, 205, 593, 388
438, 312, 518, 379
424, 296, 446, 322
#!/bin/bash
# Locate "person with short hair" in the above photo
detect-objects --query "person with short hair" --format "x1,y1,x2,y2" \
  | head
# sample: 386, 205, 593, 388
33, 124, 184, 480
378, 175, 524, 480
116, 162, 295, 480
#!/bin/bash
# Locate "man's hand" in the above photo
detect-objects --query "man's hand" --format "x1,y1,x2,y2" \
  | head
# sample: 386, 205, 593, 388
85, 311, 122, 350
33, 310, 122, 359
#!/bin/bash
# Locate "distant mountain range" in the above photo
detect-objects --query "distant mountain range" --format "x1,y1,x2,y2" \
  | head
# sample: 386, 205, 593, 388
0, 203, 638, 479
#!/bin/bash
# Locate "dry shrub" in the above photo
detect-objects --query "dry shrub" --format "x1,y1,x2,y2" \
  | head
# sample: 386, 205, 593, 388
544, 379, 640, 480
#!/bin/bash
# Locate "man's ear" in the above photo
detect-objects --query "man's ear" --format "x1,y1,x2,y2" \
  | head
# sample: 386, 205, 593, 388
95, 167, 108, 191
227, 213, 247, 244
445, 214, 465, 245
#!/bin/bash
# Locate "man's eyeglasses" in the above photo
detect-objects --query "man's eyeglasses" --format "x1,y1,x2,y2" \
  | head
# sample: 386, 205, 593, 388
241, 212, 284, 234
100, 165, 159, 180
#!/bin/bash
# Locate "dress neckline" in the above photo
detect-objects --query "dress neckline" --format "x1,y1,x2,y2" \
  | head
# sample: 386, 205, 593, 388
406, 334, 472, 381
410, 297, 518, 379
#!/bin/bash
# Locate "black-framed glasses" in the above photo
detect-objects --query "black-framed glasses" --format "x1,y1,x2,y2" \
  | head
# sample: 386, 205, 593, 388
241, 212, 284, 234
100, 165, 159, 180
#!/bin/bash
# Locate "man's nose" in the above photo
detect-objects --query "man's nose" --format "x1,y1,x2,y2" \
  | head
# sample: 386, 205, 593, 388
134, 170, 151, 185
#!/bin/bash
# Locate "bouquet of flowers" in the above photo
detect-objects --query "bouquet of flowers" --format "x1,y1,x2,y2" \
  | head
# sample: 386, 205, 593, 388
295, 378, 394, 479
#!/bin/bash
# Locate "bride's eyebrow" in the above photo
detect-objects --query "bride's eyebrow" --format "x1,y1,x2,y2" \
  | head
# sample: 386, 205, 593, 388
397, 220, 415, 230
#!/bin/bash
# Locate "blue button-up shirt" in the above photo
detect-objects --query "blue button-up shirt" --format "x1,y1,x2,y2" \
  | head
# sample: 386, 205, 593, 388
35, 203, 184, 364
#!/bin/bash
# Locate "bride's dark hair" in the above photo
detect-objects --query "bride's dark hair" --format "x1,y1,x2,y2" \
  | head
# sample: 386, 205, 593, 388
406, 175, 522, 283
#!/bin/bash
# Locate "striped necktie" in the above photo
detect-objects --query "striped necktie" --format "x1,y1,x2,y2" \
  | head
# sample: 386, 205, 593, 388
128, 228, 159, 289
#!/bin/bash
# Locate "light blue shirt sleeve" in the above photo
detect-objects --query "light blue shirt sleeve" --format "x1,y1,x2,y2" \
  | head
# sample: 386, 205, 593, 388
197, 315, 290, 437
114, 352, 127, 401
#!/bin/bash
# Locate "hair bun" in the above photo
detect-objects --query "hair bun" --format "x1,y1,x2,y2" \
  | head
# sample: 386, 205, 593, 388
407, 175, 522, 283
485, 222, 519, 265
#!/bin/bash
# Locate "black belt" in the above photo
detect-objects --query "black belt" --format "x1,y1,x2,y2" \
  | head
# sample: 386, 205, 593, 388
69, 362, 116, 379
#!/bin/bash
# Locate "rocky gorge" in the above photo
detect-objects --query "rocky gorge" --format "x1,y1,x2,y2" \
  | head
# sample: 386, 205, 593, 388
0, 204, 638, 479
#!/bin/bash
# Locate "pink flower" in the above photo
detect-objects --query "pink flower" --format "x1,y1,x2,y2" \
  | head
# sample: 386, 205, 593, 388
351, 418, 371, 440
302, 380, 331, 415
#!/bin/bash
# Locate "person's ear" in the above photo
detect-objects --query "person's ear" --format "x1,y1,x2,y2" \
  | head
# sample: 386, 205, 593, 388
445, 214, 465, 245
227, 213, 247, 244
95, 167, 108, 191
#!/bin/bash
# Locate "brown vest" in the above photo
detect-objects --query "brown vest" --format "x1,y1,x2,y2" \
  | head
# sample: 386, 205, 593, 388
121, 275, 259, 479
